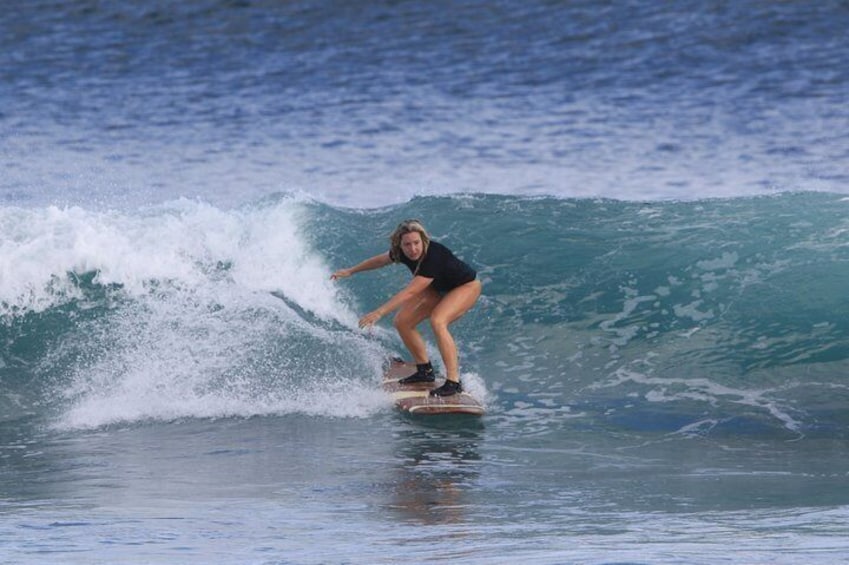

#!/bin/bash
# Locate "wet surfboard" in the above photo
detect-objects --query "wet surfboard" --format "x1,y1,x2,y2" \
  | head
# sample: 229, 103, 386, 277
382, 358, 485, 416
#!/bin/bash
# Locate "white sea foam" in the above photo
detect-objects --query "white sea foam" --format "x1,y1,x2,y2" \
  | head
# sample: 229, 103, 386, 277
0, 197, 354, 325
598, 367, 803, 434
0, 197, 401, 429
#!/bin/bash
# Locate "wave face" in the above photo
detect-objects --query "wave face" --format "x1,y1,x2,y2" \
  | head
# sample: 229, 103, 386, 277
2, 192, 848, 437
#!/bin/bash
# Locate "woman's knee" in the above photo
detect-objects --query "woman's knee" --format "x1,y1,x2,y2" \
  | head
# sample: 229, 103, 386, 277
429, 314, 449, 333
393, 312, 409, 332
394, 308, 421, 333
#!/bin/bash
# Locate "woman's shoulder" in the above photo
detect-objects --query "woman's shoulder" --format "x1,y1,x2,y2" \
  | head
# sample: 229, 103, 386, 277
428, 240, 451, 253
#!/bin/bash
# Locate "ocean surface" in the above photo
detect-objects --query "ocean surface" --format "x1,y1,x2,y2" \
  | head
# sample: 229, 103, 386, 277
2, 1, 849, 563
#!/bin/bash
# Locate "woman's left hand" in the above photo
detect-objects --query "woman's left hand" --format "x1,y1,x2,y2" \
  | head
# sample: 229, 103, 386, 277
358, 310, 383, 329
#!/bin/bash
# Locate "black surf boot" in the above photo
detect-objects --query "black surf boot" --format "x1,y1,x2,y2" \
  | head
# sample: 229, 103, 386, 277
429, 379, 462, 397
398, 362, 436, 385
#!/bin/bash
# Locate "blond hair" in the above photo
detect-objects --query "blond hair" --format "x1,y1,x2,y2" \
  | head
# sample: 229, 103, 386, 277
389, 219, 430, 270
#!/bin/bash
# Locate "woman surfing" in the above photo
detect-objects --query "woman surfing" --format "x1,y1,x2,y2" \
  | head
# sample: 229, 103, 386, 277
331, 219, 481, 397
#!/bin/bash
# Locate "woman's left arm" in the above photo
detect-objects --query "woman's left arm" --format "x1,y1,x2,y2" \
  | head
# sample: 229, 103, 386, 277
358, 276, 433, 328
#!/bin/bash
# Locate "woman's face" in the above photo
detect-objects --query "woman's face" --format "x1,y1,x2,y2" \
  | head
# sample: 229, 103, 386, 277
400, 231, 424, 261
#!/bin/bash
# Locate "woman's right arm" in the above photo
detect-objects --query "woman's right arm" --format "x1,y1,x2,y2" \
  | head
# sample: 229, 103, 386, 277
331, 252, 392, 280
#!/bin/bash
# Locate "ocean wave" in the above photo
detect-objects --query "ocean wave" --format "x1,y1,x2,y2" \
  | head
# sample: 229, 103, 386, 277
2, 192, 847, 436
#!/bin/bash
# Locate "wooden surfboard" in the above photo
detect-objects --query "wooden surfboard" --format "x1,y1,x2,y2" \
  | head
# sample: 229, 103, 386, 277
382, 358, 485, 416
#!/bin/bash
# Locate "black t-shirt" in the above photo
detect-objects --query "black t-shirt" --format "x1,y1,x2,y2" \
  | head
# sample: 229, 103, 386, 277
390, 241, 476, 293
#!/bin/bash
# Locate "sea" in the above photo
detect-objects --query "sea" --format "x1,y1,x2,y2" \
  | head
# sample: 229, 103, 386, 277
2, 1, 849, 563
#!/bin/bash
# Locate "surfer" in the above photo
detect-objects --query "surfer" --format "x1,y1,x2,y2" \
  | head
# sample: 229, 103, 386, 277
331, 219, 481, 396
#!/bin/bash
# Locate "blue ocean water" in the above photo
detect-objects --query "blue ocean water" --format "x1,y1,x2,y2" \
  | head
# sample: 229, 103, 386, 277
2, 1, 849, 563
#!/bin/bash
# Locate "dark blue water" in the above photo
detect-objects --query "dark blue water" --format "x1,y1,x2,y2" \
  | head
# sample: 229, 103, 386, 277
3, 0, 848, 208
2, 2, 849, 563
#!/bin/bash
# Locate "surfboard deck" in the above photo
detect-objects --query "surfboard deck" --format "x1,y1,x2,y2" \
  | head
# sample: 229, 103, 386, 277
382, 358, 485, 416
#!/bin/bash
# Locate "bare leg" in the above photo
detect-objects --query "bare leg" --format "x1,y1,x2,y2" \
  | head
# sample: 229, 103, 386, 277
393, 287, 441, 364
428, 280, 482, 383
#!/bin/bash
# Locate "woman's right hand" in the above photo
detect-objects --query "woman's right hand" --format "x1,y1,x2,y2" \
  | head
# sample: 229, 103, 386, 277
330, 268, 352, 280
